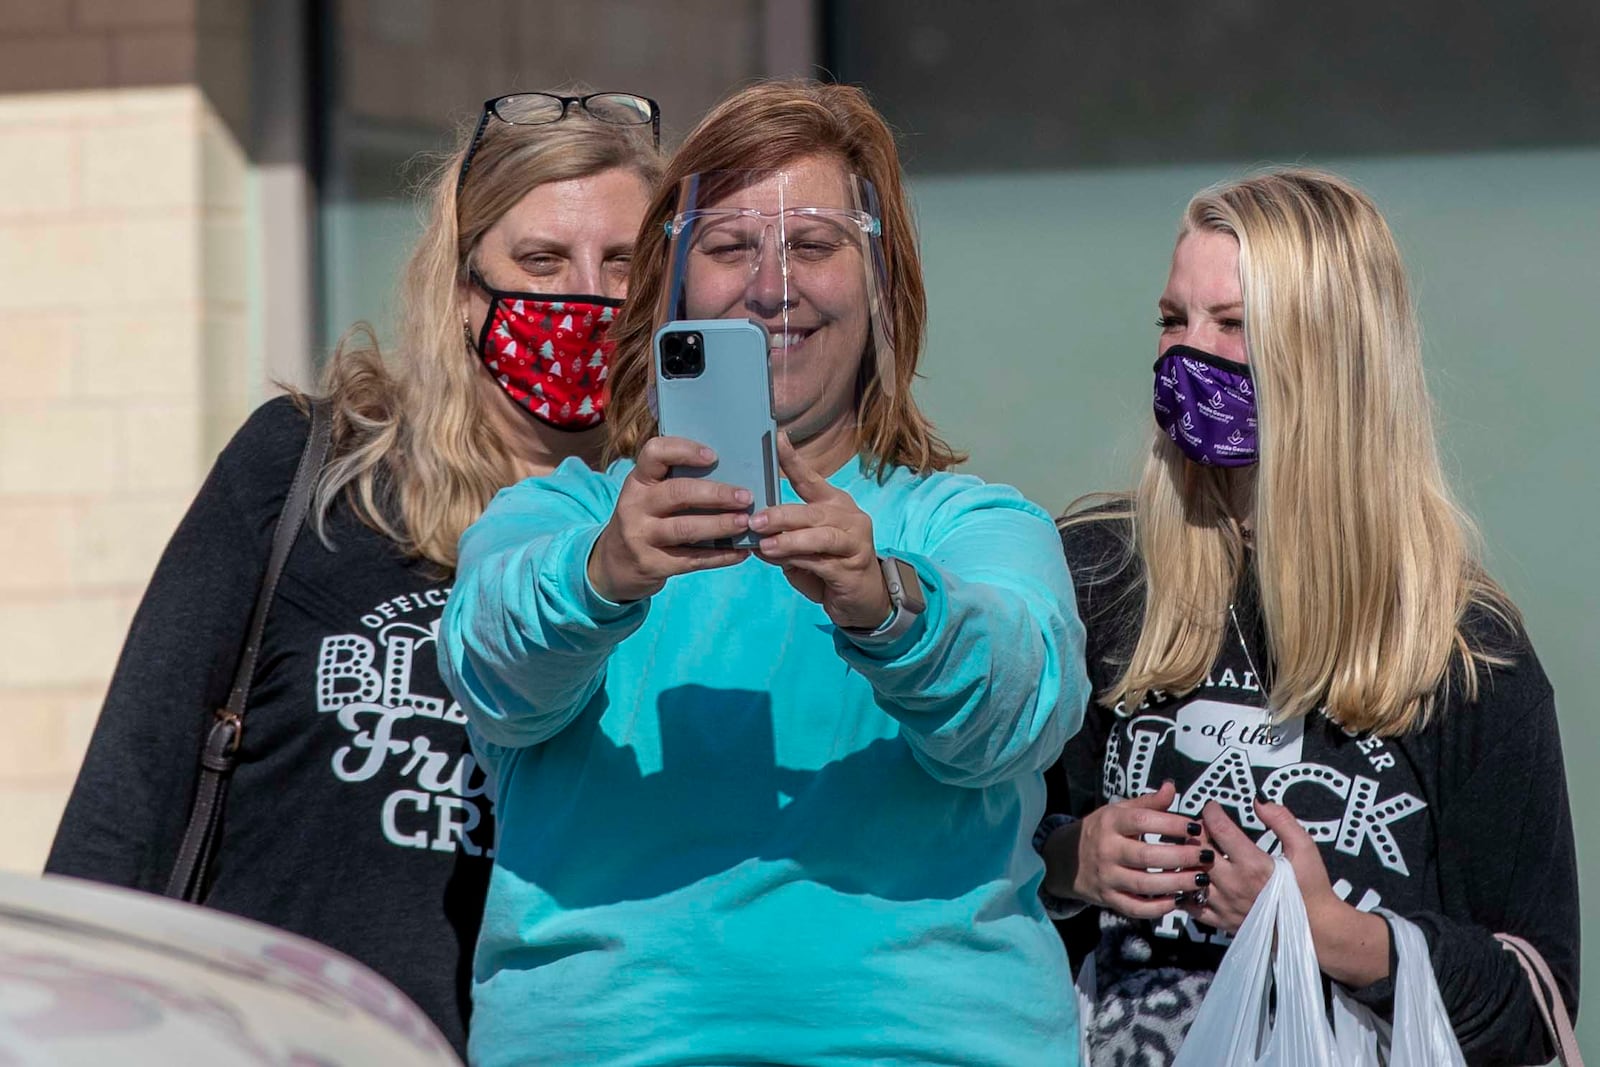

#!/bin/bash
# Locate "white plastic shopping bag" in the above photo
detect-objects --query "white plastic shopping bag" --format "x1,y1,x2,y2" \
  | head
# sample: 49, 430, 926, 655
1332, 910, 1466, 1067
1173, 856, 1337, 1066
1173, 855, 1467, 1066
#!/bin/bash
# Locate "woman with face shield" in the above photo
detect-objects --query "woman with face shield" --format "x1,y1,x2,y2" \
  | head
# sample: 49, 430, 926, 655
439, 81, 1091, 1066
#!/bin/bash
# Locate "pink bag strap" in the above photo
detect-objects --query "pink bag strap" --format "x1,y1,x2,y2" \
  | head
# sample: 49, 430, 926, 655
1495, 933, 1584, 1066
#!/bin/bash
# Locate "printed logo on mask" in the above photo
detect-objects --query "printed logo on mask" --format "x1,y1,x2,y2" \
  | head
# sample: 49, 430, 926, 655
1152, 345, 1258, 467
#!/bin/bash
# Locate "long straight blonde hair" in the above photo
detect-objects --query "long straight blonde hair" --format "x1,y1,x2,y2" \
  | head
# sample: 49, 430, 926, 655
1082, 168, 1516, 736
312, 105, 661, 568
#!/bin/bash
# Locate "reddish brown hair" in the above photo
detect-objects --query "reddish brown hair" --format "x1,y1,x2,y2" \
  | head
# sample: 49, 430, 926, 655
605, 79, 963, 474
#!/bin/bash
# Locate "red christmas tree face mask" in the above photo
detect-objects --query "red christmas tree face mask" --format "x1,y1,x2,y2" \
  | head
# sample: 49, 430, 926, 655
469, 270, 621, 431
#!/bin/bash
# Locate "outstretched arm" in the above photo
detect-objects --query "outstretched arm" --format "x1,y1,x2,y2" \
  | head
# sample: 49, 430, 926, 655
755, 459, 1088, 789
439, 442, 752, 750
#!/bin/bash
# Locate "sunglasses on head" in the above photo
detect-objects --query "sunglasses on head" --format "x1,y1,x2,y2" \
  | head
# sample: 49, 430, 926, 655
456, 91, 661, 196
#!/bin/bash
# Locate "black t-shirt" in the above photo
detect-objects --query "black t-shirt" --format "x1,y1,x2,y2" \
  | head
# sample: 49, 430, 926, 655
1051, 515, 1578, 1067
46, 397, 493, 1057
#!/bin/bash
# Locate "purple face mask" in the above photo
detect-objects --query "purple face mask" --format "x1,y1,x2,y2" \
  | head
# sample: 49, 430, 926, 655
1152, 344, 1258, 467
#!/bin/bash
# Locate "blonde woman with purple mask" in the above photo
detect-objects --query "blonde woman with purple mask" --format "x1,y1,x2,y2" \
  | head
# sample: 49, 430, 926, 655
1039, 168, 1578, 1065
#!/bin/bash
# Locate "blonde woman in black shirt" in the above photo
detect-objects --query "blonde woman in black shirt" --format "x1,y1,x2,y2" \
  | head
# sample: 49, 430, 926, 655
47, 91, 662, 1057
1039, 168, 1577, 1065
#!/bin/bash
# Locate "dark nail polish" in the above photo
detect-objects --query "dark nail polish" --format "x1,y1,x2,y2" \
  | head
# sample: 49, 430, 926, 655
1187, 821, 1202, 837
1195, 872, 1211, 888
1174, 892, 1186, 902
1199, 849, 1215, 864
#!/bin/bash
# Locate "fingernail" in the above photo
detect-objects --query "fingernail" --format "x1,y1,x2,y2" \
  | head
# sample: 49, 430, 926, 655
1174, 892, 1187, 903
734, 489, 752, 505
749, 512, 767, 530
731, 513, 748, 528
1199, 849, 1215, 864
1163, 779, 1175, 788
1195, 872, 1210, 888
1187, 821, 1202, 837
698, 447, 714, 462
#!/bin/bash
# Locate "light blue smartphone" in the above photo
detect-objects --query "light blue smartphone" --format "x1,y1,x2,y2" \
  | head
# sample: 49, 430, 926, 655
653, 318, 780, 548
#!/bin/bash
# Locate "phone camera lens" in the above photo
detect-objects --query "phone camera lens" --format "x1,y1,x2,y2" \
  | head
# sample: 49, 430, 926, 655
661, 331, 704, 378
680, 332, 704, 375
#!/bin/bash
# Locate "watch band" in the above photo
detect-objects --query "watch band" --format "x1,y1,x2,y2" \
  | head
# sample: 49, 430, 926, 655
843, 556, 925, 646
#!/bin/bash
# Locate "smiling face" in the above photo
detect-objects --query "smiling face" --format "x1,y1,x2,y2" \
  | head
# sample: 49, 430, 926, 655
1158, 228, 1247, 364
679, 153, 871, 446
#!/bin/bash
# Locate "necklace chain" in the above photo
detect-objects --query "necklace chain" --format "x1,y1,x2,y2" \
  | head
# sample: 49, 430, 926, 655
1227, 602, 1265, 688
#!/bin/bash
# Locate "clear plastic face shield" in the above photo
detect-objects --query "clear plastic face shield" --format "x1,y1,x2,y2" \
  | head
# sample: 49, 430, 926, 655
658, 164, 897, 438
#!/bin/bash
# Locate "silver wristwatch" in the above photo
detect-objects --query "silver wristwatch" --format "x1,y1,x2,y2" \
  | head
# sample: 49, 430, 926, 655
842, 555, 926, 646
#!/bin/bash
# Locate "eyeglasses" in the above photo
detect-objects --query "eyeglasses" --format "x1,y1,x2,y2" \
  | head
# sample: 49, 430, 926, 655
456, 91, 661, 195
671, 207, 880, 269
669, 207, 881, 241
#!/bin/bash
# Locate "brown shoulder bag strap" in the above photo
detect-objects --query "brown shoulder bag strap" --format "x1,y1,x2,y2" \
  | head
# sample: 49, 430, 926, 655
164, 398, 333, 903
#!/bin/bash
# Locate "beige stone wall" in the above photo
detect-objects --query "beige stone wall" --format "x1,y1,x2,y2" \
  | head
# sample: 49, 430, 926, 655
0, 84, 251, 871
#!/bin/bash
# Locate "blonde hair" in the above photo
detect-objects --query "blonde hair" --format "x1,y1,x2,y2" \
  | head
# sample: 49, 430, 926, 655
312, 104, 662, 568
1075, 168, 1516, 736
605, 79, 963, 475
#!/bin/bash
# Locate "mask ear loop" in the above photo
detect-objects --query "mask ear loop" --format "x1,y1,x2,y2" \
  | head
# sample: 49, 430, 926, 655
462, 261, 480, 353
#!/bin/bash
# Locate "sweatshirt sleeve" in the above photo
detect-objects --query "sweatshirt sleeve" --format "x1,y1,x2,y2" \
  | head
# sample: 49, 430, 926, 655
437, 459, 645, 752
1346, 672, 1579, 1066
835, 478, 1088, 789
1048, 517, 1136, 819
44, 402, 298, 892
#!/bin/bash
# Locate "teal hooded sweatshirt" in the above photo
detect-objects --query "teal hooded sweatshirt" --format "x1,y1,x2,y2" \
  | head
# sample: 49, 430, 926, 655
439, 455, 1088, 1066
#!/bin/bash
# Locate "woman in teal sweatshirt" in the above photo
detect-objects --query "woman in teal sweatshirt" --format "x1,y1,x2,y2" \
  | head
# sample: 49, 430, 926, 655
439, 80, 1089, 1067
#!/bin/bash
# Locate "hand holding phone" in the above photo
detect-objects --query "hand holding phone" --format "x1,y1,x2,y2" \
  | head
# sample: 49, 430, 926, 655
652, 319, 781, 549
748, 433, 892, 631
587, 435, 754, 603
587, 319, 787, 603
